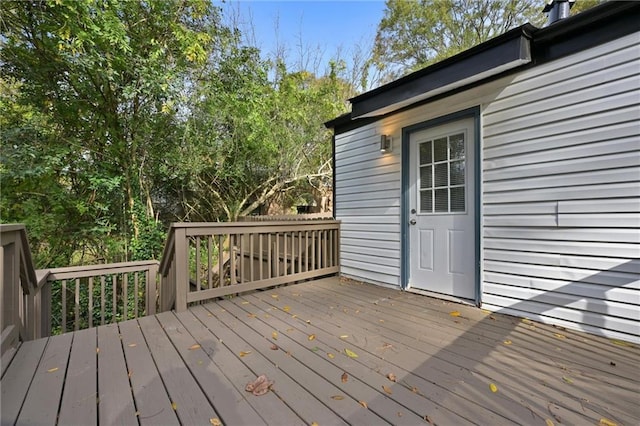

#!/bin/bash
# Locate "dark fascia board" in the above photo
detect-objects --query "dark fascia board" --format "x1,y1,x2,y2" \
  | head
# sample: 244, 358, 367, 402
348, 24, 536, 119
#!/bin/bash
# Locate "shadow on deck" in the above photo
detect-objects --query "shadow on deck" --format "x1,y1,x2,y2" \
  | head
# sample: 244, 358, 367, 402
2, 276, 639, 425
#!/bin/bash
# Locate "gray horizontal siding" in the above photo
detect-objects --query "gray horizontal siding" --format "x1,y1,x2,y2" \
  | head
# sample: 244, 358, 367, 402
482, 32, 640, 343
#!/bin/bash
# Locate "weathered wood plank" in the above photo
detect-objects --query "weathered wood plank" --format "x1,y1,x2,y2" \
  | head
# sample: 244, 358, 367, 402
156, 311, 267, 426
190, 304, 347, 425
17, 333, 72, 426
0, 338, 47, 425
179, 307, 305, 426
97, 323, 138, 425
58, 327, 98, 425
211, 299, 390, 425
222, 296, 442, 425
119, 318, 179, 426
137, 314, 219, 425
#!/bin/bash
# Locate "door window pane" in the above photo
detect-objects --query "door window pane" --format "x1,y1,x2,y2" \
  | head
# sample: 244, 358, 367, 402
449, 133, 465, 159
450, 160, 465, 185
434, 163, 448, 187
419, 141, 432, 164
420, 190, 432, 212
451, 187, 465, 212
433, 137, 447, 162
435, 189, 448, 212
420, 165, 432, 189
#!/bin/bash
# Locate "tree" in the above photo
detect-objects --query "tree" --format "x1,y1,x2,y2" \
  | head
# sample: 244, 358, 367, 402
1, 0, 223, 265
371, 0, 601, 81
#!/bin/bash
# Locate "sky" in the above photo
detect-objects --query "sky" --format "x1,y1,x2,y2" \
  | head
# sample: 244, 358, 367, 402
217, 1, 387, 71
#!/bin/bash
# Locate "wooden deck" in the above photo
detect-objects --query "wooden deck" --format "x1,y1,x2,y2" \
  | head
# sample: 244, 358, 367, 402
2, 277, 639, 426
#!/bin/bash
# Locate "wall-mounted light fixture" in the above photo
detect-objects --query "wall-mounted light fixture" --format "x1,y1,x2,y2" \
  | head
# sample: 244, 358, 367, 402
380, 134, 392, 153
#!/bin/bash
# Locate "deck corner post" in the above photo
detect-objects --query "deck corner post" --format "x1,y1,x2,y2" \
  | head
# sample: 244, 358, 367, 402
146, 262, 158, 315
174, 227, 188, 312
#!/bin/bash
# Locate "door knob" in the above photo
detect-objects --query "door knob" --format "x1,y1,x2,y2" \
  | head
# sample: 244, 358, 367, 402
409, 219, 417, 225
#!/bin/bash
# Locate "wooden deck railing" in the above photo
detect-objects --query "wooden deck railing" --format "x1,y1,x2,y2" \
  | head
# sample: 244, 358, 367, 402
1, 224, 48, 357
43, 261, 158, 334
159, 220, 340, 312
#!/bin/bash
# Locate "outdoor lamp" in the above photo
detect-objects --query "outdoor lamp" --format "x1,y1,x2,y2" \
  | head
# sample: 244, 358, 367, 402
380, 134, 392, 153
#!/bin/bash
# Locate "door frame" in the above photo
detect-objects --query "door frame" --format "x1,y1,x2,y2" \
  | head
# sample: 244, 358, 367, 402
400, 107, 482, 306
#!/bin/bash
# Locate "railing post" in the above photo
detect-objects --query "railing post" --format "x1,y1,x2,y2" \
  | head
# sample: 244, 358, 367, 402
39, 282, 51, 337
174, 227, 188, 312
146, 262, 158, 315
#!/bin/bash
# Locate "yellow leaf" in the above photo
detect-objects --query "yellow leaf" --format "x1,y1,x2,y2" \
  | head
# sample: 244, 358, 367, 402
341, 372, 348, 383
305, 320, 311, 324
331, 395, 344, 400
339, 335, 349, 339
308, 334, 316, 341
611, 339, 633, 348
291, 314, 298, 319
171, 402, 177, 411
47, 367, 59, 373
327, 353, 335, 359
282, 306, 291, 312
503, 340, 512, 345
128, 343, 137, 347
489, 383, 498, 393
189, 344, 201, 350
272, 331, 278, 340
554, 333, 566, 339
449, 311, 461, 317
359, 401, 368, 409
481, 309, 492, 314
599, 418, 618, 426
210, 418, 222, 426
521, 318, 533, 324
239, 351, 252, 357
241, 301, 249, 305
271, 294, 279, 299
247, 313, 257, 318
344, 348, 358, 358
545, 419, 555, 426
311, 423, 319, 426
382, 385, 393, 395
562, 376, 573, 384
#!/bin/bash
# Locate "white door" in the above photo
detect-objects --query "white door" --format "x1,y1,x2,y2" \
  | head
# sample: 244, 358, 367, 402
408, 117, 476, 300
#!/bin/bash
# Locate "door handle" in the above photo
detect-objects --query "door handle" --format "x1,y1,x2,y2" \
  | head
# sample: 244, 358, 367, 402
409, 219, 417, 225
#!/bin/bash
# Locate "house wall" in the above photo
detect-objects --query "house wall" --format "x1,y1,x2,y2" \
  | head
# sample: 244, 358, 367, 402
334, 32, 639, 342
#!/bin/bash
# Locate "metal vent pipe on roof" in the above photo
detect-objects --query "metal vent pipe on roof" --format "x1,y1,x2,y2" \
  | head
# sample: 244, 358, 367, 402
543, 0, 575, 26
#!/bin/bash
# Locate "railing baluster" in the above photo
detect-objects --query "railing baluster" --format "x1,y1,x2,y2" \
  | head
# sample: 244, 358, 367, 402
196, 236, 201, 292
208, 235, 213, 289
230, 234, 237, 285
74, 278, 80, 331
267, 233, 272, 279
88, 277, 93, 328
305, 231, 309, 272
134, 272, 139, 318
298, 231, 302, 273
323, 230, 328, 269
311, 231, 316, 271
283, 232, 288, 277
239, 233, 244, 284
112, 274, 117, 320
123, 273, 128, 320
259, 234, 263, 281
61, 279, 67, 334
100, 276, 105, 325
249, 233, 254, 282
217, 235, 223, 288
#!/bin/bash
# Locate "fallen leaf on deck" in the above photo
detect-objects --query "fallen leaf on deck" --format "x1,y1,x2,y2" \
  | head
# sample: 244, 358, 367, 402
291, 314, 298, 319
611, 340, 633, 348
264, 314, 271, 319
489, 383, 498, 393
344, 348, 358, 358
171, 402, 177, 411
381, 342, 393, 350
562, 376, 573, 384
311, 422, 319, 426
308, 334, 316, 341
481, 309, 492, 314
545, 419, 555, 426
554, 333, 566, 339
128, 370, 132, 378
489, 315, 496, 321
210, 418, 222, 426
359, 401, 368, 409
241, 301, 250, 305
47, 367, 59, 373
382, 385, 393, 394
272, 331, 278, 340
96, 348, 100, 353
397, 412, 403, 417
424, 415, 435, 425
599, 418, 618, 426
449, 311, 461, 317
331, 395, 344, 400
610, 361, 616, 366
312, 347, 320, 352
379, 319, 385, 323
247, 313, 257, 318
305, 320, 311, 324
245, 374, 274, 395
283, 306, 291, 312
387, 373, 397, 382
239, 351, 252, 357
286, 328, 294, 332
128, 343, 137, 347
188, 344, 201, 350
411, 386, 420, 394
339, 335, 349, 339
271, 294, 279, 299
503, 340, 512, 345
341, 372, 348, 383
327, 353, 335, 359
522, 318, 533, 324
270, 344, 278, 350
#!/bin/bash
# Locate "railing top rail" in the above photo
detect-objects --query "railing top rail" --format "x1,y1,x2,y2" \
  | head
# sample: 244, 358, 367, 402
45, 260, 160, 280
0, 223, 28, 233
1, 224, 39, 291
168, 219, 340, 229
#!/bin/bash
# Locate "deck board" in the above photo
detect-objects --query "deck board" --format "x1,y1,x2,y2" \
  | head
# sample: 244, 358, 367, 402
2, 276, 639, 426
58, 327, 97, 425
